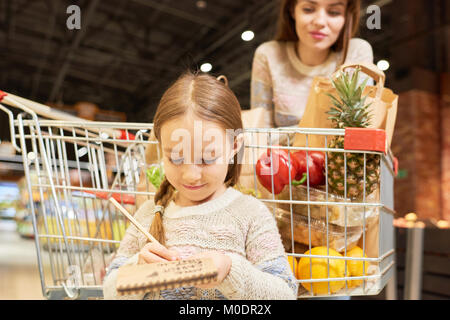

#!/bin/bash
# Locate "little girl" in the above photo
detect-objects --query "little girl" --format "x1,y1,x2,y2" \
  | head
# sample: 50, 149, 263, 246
103, 72, 298, 300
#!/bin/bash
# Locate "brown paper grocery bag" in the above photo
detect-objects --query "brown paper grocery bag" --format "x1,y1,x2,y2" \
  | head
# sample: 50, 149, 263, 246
357, 214, 380, 258
293, 63, 398, 149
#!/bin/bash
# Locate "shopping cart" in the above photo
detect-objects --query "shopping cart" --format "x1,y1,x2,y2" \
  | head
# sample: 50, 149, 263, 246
243, 127, 397, 299
0, 91, 396, 300
0, 92, 156, 299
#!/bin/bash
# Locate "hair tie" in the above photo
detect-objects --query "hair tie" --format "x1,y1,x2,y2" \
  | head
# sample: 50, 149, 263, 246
216, 75, 228, 86
154, 205, 164, 215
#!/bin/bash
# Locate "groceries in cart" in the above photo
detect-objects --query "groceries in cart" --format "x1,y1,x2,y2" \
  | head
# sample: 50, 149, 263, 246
275, 207, 364, 252
255, 148, 325, 195
247, 64, 398, 296
287, 245, 373, 295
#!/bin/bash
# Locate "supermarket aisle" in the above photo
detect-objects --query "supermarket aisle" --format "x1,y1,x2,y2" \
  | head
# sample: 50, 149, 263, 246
0, 220, 44, 300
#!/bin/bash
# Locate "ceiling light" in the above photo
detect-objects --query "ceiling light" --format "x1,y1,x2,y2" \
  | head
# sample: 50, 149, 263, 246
196, 1, 207, 9
241, 30, 255, 41
200, 63, 212, 73
377, 59, 390, 71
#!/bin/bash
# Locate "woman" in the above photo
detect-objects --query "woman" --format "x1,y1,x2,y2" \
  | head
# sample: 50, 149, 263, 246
251, 0, 373, 128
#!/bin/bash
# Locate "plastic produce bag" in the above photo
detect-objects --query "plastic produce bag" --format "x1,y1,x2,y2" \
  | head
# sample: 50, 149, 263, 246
276, 184, 379, 227
274, 207, 363, 253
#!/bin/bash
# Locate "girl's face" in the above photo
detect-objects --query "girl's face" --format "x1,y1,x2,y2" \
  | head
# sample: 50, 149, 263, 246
160, 113, 243, 207
293, 0, 347, 52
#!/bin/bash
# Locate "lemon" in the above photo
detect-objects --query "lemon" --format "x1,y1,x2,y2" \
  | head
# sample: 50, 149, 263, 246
297, 246, 346, 295
287, 255, 298, 278
345, 246, 369, 288
112, 220, 129, 248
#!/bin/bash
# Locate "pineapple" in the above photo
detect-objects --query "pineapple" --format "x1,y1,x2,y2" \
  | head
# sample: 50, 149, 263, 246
326, 68, 380, 199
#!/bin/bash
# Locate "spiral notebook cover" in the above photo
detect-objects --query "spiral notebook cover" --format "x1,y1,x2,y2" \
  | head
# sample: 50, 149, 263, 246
116, 258, 218, 295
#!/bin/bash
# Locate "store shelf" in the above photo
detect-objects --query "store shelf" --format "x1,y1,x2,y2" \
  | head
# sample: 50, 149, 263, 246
0, 155, 121, 173
0, 155, 25, 173
0, 181, 20, 219
0, 154, 91, 171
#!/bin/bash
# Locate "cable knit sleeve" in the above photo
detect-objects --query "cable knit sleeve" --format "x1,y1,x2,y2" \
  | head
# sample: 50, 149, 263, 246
217, 199, 298, 300
250, 44, 275, 128
102, 200, 155, 300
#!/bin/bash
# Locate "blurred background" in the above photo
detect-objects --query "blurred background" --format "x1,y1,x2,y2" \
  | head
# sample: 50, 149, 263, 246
0, 0, 448, 300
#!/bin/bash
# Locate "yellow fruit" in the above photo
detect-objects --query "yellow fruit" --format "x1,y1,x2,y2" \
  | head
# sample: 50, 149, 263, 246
42, 217, 113, 245
112, 220, 129, 248
297, 246, 346, 295
345, 246, 369, 288
287, 255, 298, 278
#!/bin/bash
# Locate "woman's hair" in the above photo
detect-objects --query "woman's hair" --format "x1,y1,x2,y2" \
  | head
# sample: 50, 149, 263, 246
149, 71, 243, 244
274, 0, 361, 65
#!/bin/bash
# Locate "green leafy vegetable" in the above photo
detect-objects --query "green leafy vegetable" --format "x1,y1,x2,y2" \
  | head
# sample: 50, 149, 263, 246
146, 165, 165, 189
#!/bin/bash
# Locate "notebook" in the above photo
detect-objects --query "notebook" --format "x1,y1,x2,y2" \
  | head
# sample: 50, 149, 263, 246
116, 258, 218, 295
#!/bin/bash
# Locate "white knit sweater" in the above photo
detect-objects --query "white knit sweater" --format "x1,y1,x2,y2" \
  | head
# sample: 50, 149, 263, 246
103, 187, 298, 300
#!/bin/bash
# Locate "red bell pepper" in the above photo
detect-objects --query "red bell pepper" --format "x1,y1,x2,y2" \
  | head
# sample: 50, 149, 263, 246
291, 151, 325, 186
118, 130, 136, 140
256, 147, 296, 195
256, 148, 326, 195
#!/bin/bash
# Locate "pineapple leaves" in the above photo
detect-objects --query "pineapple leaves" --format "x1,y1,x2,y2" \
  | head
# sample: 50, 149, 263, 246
349, 68, 359, 99
326, 107, 341, 115
327, 67, 374, 129
326, 93, 345, 111
360, 77, 369, 91
332, 76, 350, 102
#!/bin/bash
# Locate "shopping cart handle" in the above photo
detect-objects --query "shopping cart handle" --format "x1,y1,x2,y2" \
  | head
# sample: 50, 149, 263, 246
393, 157, 399, 177
82, 190, 136, 205
344, 128, 387, 153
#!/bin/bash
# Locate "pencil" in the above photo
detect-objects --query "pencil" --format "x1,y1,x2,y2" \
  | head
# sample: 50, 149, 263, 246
108, 197, 160, 245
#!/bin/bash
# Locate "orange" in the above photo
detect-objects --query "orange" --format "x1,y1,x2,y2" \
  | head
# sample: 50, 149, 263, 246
297, 246, 346, 295
345, 246, 369, 288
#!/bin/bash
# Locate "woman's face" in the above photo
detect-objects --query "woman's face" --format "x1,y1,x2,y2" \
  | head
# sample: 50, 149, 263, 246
293, 0, 348, 52
159, 113, 242, 207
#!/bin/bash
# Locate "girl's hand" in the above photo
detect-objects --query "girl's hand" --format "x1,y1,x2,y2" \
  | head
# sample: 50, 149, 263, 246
138, 242, 181, 264
186, 251, 232, 289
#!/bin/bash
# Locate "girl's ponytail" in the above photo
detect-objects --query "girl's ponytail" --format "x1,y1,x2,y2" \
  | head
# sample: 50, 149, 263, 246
149, 177, 175, 245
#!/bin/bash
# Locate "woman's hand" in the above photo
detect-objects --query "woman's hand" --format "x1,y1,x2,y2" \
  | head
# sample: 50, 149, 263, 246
138, 242, 181, 264
186, 251, 232, 289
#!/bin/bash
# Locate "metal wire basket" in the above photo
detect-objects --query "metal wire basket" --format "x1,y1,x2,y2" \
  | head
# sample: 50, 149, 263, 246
0, 91, 396, 299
